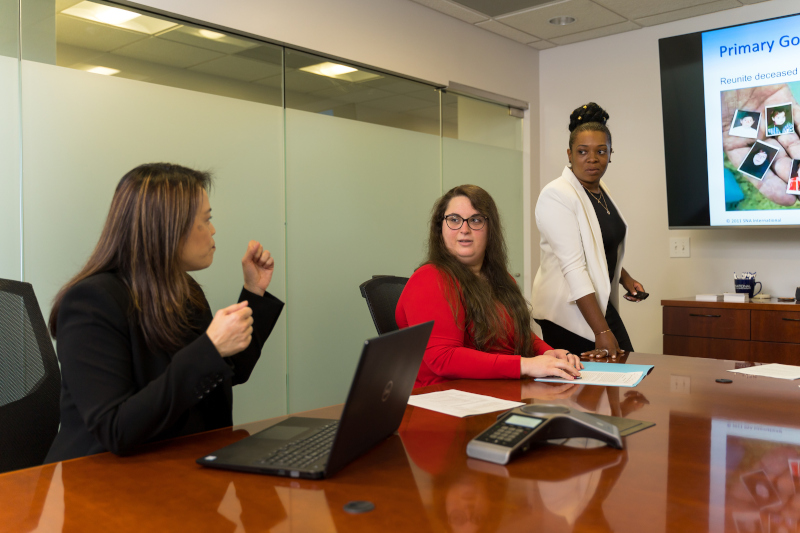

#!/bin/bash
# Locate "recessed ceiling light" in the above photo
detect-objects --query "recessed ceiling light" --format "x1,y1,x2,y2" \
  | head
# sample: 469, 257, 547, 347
86, 66, 120, 76
62, 1, 177, 34
299, 62, 381, 83
198, 29, 225, 40
549, 16, 576, 25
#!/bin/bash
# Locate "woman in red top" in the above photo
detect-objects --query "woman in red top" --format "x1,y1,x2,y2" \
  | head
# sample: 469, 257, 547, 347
396, 184, 583, 388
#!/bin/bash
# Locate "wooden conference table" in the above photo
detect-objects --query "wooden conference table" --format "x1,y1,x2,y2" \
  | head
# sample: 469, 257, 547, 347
3, 352, 800, 532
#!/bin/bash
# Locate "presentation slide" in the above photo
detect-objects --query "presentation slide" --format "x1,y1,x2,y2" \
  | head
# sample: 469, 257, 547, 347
702, 16, 800, 226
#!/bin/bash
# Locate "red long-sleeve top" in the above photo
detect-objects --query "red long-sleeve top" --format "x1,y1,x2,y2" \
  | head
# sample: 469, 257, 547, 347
396, 264, 552, 388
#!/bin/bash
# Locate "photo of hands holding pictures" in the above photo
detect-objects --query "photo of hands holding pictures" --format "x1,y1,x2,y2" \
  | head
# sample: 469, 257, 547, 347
721, 83, 800, 209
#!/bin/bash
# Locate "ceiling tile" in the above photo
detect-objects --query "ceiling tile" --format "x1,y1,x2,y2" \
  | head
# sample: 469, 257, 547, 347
366, 93, 439, 112
635, 0, 741, 27
284, 69, 342, 93
498, 0, 626, 40
284, 91, 341, 113
528, 40, 557, 50
158, 25, 260, 55
476, 20, 539, 43
405, 105, 442, 121
56, 0, 85, 11
189, 55, 283, 81
371, 79, 440, 101
311, 85, 395, 106
549, 20, 639, 45
253, 74, 282, 89
738, 0, 770, 3
408, 0, 489, 24
113, 37, 224, 68
449, 0, 562, 18
592, 0, 727, 20
235, 44, 284, 65
57, 14, 146, 52
56, 43, 104, 68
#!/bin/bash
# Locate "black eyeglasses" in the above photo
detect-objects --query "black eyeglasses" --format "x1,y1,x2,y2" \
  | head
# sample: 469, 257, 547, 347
443, 214, 487, 230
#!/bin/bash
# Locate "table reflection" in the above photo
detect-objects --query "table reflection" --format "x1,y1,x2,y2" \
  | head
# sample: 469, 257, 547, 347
15, 430, 289, 532
400, 381, 643, 532
711, 419, 800, 533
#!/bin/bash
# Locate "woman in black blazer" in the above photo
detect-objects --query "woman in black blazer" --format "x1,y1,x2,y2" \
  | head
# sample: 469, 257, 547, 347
45, 163, 284, 462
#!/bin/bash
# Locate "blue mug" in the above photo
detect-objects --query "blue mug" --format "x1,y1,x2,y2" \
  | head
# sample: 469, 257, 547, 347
734, 279, 762, 298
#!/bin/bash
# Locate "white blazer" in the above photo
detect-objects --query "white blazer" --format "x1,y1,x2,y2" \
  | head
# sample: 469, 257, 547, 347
531, 166, 627, 341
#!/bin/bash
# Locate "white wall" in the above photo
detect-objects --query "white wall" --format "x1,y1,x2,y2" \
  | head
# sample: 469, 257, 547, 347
133, 0, 541, 295
539, 0, 800, 354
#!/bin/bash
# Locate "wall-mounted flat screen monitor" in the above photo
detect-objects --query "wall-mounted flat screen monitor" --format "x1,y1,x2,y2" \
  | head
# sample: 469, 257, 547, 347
659, 13, 800, 228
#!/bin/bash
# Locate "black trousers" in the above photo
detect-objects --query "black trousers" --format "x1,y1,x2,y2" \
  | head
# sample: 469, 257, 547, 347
535, 302, 634, 354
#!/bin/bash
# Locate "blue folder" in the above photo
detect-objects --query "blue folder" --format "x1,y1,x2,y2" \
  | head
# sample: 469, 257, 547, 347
534, 362, 654, 387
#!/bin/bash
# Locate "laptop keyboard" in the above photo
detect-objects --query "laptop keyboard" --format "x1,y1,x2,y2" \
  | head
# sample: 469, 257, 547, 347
256, 421, 339, 469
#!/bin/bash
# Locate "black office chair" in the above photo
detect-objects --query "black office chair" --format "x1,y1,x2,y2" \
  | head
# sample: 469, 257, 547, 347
0, 279, 61, 473
359, 275, 409, 335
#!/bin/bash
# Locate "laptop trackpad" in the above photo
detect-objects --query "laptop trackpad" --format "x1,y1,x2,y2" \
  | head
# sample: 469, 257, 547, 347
254, 425, 309, 441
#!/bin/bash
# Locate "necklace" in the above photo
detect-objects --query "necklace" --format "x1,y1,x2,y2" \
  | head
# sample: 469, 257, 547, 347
586, 188, 610, 215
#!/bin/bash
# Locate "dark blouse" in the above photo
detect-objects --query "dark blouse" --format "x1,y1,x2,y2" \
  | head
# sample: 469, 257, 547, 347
583, 186, 626, 282
45, 272, 285, 462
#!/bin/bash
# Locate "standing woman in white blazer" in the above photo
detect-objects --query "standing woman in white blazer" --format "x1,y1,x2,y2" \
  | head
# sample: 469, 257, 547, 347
531, 103, 645, 359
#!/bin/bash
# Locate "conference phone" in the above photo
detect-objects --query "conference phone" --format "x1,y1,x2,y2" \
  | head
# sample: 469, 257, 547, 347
466, 404, 623, 465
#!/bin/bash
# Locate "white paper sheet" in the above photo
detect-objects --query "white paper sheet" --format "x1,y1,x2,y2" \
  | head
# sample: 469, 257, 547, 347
407, 390, 524, 418
727, 364, 800, 380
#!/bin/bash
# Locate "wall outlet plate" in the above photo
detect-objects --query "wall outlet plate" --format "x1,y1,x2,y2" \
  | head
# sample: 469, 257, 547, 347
669, 237, 690, 258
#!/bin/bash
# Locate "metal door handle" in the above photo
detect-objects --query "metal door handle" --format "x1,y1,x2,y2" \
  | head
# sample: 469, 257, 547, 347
689, 314, 721, 318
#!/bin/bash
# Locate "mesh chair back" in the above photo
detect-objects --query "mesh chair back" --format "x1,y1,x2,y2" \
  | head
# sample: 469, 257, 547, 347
0, 279, 61, 473
359, 276, 409, 335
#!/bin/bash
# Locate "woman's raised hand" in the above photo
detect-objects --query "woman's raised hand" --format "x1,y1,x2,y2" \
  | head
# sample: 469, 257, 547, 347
206, 301, 253, 357
242, 240, 274, 296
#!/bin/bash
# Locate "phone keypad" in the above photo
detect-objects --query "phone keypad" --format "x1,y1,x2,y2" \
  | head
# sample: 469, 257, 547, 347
479, 424, 532, 447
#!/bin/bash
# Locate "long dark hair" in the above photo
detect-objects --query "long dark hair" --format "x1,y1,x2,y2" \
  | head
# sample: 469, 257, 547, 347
49, 163, 213, 352
426, 185, 534, 357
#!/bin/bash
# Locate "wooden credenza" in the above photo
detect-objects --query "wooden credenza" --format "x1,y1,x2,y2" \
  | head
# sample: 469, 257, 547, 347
662, 297, 800, 363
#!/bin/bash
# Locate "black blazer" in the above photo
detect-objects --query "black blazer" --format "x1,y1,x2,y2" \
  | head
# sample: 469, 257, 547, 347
45, 272, 284, 463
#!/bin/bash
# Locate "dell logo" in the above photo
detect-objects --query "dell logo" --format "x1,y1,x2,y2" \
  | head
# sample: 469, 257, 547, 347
381, 381, 393, 402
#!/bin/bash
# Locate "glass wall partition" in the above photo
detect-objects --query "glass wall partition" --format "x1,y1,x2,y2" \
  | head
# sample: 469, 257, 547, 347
0, 0, 21, 281
8, 1, 525, 419
442, 92, 524, 279
284, 49, 441, 412
19, 0, 287, 423
0, 0, 23, 407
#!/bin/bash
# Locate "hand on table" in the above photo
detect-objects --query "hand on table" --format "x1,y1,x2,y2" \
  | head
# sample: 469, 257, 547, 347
242, 240, 274, 296
521, 354, 582, 380
582, 330, 625, 360
543, 349, 584, 370
721, 84, 800, 206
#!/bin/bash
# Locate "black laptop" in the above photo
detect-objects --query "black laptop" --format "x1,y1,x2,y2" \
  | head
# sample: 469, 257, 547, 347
197, 321, 433, 479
